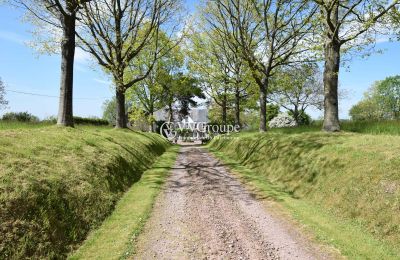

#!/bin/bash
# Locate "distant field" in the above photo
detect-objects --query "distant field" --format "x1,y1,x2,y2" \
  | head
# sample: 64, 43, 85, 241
0, 126, 170, 259
208, 132, 400, 259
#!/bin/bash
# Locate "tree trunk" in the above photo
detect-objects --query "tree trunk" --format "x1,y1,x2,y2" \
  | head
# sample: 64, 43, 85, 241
259, 78, 268, 132
222, 94, 227, 126
322, 40, 341, 132
57, 14, 75, 127
235, 87, 241, 128
115, 87, 127, 128
150, 107, 154, 132
168, 103, 173, 123
293, 106, 299, 125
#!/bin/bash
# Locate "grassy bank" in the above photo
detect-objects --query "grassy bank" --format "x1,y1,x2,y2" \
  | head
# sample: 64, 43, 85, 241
208, 132, 400, 259
0, 126, 170, 259
0, 120, 54, 130
70, 146, 179, 259
267, 120, 400, 135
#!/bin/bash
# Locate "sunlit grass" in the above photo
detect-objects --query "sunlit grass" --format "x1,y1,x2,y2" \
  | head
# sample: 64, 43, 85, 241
70, 146, 179, 260
266, 120, 400, 135
0, 126, 170, 258
208, 132, 400, 259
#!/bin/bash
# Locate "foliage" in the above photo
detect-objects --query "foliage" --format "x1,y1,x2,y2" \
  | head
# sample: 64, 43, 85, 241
102, 98, 117, 125
204, 0, 317, 131
315, 0, 398, 131
2, 111, 39, 122
349, 98, 382, 121
350, 76, 400, 121
174, 75, 205, 120
126, 33, 184, 130
266, 104, 280, 122
269, 64, 323, 124
268, 113, 297, 128
73, 116, 109, 126
77, 0, 183, 128
239, 105, 279, 131
288, 110, 311, 126
129, 107, 154, 132
0, 126, 170, 258
0, 77, 8, 110
186, 20, 255, 126
209, 132, 400, 258
373, 75, 400, 119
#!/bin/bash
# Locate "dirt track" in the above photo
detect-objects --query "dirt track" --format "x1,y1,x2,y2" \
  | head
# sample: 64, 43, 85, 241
134, 145, 331, 259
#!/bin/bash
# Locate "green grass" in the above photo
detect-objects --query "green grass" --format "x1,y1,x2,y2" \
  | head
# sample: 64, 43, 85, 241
0, 126, 170, 259
208, 132, 400, 259
70, 146, 179, 260
0, 120, 54, 130
267, 120, 400, 135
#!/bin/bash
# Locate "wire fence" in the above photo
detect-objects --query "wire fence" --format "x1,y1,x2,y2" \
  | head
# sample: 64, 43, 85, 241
4, 88, 112, 101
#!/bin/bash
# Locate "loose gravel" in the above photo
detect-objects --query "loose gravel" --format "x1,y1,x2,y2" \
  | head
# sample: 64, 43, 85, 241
133, 145, 332, 260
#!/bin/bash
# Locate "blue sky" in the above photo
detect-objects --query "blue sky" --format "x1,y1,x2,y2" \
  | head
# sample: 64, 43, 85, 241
0, 2, 399, 120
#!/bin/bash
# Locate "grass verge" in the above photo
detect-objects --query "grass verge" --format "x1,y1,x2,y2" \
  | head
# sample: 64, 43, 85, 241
208, 132, 400, 259
69, 145, 179, 260
0, 126, 170, 259
265, 120, 400, 136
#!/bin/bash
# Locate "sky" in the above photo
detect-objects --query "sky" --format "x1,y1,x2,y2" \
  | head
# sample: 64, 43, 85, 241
0, 2, 399, 120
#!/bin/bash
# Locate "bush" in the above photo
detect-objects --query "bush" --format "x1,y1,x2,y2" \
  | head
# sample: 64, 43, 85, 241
2, 112, 39, 122
266, 104, 280, 122
269, 113, 297, 128
73, 116, 109, 126
288, 110, 311, 126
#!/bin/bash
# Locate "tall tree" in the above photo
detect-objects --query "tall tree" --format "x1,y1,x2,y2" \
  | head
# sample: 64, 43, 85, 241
187, 27, 252, 127
0, 77, 8, 110
13, 0, 91, 126
269, 64, 324, 124
174, 75, 205, 120
77, 0, 182, 128
209, 0, 317, 131
315, 0, 399, 131
126, 33, 184, 130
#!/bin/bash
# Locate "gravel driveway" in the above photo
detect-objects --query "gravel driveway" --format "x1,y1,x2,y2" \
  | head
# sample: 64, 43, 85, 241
133, 145, 332, 260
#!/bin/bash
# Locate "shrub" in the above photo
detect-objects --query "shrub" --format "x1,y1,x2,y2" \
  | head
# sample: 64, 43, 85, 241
2, 111, 39, 122
269, 113, 297, 128
288, 110, 311, 125
73, 116, 109, 126
266, 104, 280, 122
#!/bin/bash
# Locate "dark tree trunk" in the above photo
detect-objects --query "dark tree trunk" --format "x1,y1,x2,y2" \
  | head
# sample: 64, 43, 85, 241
149, 106, 154, 132
322, 40, 341, 132
57, 14, 76, 127
168, 102, 173, 123
115, 87, 127, 128
222, 94, 227, 126
259, 78, 268, 132
234, 87, 241, 128
293, 106, 299, 125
